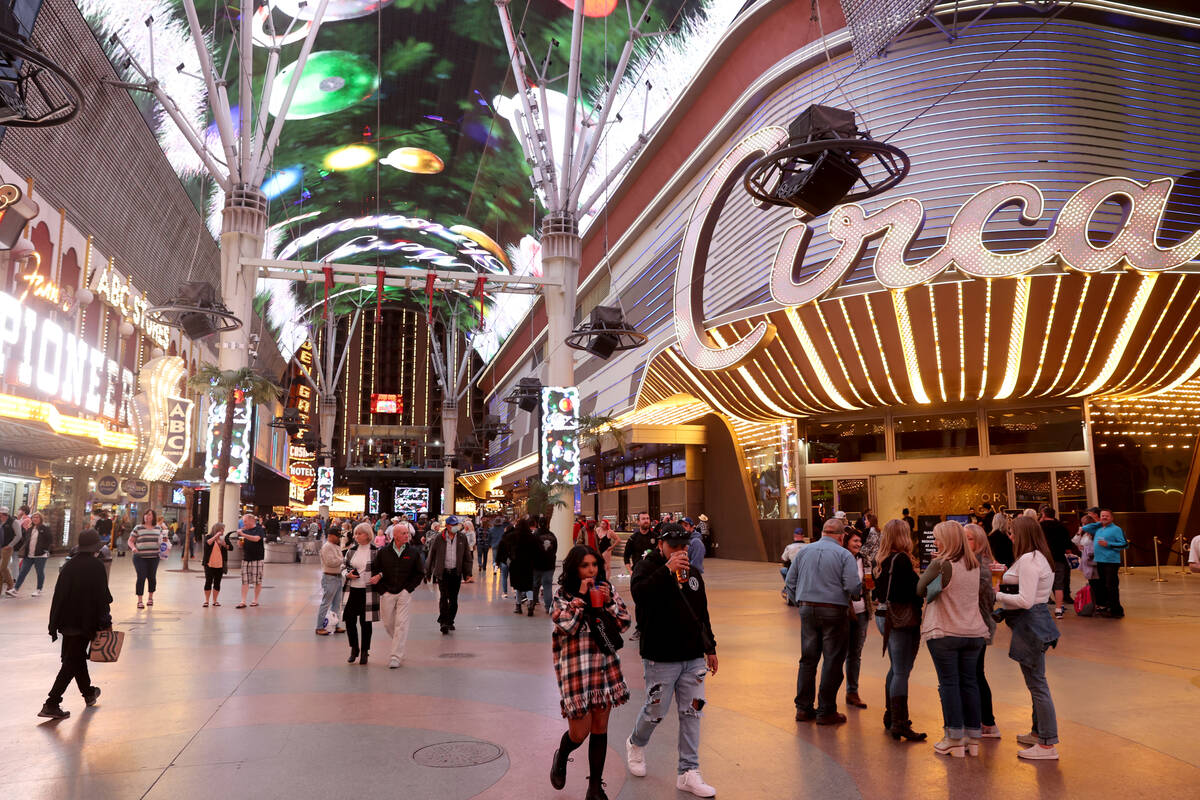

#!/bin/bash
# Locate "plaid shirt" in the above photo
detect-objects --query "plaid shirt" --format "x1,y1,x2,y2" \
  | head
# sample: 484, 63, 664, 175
341, 544, 381, 622
551, 586, 632, 719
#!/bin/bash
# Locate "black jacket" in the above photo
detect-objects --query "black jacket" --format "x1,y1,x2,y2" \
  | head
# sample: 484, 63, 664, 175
427, 531, 472, 580
533, 530, 557, 571
202, 533, 229, 573
48, 553, 112, 640
374, 542, 425, 594
1041, 519, 1075, 562
0, 516, 15, 548
873, 552, 921, 614
508, 529, 540, 591
630, 549, 716, 661
18, 523, 51, 557
624, 529, 654, 566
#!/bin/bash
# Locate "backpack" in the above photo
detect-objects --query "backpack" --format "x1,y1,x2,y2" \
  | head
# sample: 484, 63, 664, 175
1074, 583, 1094, 616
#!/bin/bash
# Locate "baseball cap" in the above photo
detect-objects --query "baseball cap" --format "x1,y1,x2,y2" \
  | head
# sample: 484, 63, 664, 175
833, 510, 847, 520
681, 517, 694, 526
77, 529, 102, 553
659, 523, 689, 542
0, 506, 8, 515
445, 515, 460, 526
793, 527, 805, 538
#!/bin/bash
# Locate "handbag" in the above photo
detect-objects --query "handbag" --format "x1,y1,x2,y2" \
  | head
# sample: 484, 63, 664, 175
89, 629, 125, 662
589, 606, 625, 655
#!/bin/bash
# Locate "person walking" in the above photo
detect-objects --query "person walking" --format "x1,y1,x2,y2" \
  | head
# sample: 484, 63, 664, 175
39, 529, 110, 720
964, 523, 1000, 739
316, 529, 344, 634
623, 512, 654, 574
236, 514, 266, 608
549, 545, 632, 799
342, 523, 381, 664
683, 518, 705, 575
202, 523, 229, 608
486, 516, 505, 574
14, 511, 52, 597
785, 517, 862, 725
1039, 506, 1075, 620
997, 516, 1062, 760
374, 520, 424, 668
428, 515, 472, 634
533, 517, 558, 615
873, 519, 926, 742
509, 517, 539, 615
1083, 509, 1126, 618
918, 520, 989, 758
128, 510, 166, 609
842, 528, 872, 710
626, 524, 718, 798
497, 520, 515, 598
596, 518, 616, 576
461, 518, 477, 583
1, 506, 17, 596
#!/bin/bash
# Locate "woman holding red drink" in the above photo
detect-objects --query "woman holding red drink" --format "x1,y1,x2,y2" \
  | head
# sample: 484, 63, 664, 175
549, 545, 632, 800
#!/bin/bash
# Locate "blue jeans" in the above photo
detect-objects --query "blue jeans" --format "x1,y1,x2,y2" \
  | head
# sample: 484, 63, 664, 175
532, 568, 555, 611
1021, 652, 1059, 745
133, 556, 159, 596
926, 635, 985, 738
845, 610, 870, 694
631, 657, 707, 773
15, 556, 46, 590
875, 616, 921, 697
316, 573, 343, 629
795, 605, 850, 716
498, 562, 509, 594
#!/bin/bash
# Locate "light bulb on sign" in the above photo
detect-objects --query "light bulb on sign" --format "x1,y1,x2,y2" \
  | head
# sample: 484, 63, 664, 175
119, 321, 135, 338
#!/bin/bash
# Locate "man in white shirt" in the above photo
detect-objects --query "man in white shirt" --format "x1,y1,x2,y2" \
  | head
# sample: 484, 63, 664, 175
1188, 534, 1200, 573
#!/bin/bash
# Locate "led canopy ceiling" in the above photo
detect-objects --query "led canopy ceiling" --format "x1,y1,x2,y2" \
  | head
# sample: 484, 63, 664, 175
381, 146, 444, 174
269, 51, 379, 120
273, 0, 395, 22
323, 144, 376, 171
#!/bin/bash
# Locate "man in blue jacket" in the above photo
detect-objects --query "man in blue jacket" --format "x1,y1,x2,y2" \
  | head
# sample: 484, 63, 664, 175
1083, 508, 1126, 618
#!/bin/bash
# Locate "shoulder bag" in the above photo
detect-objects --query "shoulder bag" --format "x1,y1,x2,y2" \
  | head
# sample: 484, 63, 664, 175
884, 554, 920, 630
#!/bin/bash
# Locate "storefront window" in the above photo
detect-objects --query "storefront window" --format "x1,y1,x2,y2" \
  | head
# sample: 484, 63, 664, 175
895, 414, 980, 459
810, 479, 833, 525
744, 423, 797, 519
987, 406, 1085, 454
1055, 470, 1088, 520
806, 419, 886, 463
1014, 471, 1052, 512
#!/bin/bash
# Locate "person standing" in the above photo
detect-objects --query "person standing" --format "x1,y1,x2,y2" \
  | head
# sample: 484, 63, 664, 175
202, 523, 229, 608
918, 521, 989, 758
0, 506, 17, 597
342, 523, 381, 665
902, 508, 916, 536
94, 510, 113, 552
39, 529, 110, 719
842, 529, 872, 711
964, 523, 1000, 739
1083, 509, 1126, 618
623, 512, 654, 574
14, 511, 52, 597
461, 518, 477, 583
979, 503, 996, 535
509, 518, 539, 615
682, 518, 705, 575
988, 512, 1014, 569
1038, 506, 1075, 620
997, 516, 1062, 760
549, 545, 631, 800
497, 520, 515, 598
374, 520, 424, 668
873, 519, 926, 742
786, 518, 862, 725
264, 512, 280, 543
860, 514, 881, 565
596, 518, 616, 576
626, 524, 718, 798
237, 514, 266, 608
532, 517, 558, 615
428, 515, 472, 634
128, 509, 164, 609
316, 529, 344, 634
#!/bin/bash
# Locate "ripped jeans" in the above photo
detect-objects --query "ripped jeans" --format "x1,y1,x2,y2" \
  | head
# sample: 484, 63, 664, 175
630, 657, 707, 773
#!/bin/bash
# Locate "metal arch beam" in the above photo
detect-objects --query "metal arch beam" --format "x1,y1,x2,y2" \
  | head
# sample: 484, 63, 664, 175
244, 257, 557, 294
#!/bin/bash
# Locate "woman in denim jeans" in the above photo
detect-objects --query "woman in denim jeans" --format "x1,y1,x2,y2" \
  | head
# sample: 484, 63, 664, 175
872, 519, 926, 742
918, 521, 989, 758
997, 516, 1061, 760
964, 524, 1000, 740
841, 530, 871, 710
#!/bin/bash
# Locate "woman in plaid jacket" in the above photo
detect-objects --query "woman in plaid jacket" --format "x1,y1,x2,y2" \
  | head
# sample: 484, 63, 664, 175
342, 524, 381, 665
550, 545, 631, 800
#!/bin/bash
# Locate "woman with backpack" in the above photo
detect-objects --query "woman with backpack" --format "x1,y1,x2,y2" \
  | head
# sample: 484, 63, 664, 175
549, 545, 631, 800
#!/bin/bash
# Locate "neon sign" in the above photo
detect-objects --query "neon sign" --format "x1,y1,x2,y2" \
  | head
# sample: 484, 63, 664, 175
540, 386, 580, 486
672, 128, 1200, 372
18, 265, 71, 313
93, 262, 171, 349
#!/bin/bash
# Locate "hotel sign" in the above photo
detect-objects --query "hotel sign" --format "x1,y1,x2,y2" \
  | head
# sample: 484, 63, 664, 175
673, 124, 1200, 371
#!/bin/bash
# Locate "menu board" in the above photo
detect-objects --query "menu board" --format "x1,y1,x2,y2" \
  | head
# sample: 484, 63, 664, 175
917, 515, 940, 569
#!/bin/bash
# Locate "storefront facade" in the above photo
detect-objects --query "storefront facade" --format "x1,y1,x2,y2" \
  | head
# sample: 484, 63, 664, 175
477, 0, 1200, 561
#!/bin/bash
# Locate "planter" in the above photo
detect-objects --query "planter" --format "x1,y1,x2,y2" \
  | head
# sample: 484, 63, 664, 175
265, 541, 299, 564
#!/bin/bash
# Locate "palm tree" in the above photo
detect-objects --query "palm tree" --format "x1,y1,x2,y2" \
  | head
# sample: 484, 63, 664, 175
188, 365, 282, 564
525, 478, 569, 521
577, 412, 626, 492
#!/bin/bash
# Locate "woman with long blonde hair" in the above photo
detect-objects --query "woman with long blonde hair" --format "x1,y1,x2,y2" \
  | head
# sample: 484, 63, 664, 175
918, 520, 988, 758
872, 518, 926, 742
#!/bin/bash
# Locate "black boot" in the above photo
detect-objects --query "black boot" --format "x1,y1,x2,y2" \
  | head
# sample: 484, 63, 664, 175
883, 692, 892, 731
889, 695, 927, 742
359, 650, 369, 665
551, 731, 583, 790
347, 647, 359, 664
586, 731, 608, 799
585, 781, 609, 800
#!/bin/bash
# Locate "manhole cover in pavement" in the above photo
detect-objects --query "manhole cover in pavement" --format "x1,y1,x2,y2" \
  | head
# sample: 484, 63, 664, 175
438, 652, 476, 659
412, 741, 504, 768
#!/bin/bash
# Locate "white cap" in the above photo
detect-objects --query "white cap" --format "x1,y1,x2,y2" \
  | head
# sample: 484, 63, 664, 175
833, 510, 847, 520
0, 506, 8, 515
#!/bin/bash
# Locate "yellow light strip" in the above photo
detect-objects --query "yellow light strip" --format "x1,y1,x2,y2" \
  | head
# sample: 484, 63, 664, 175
837, 297, 886, 405
1133, 323, 1200, 397
1046, 275, 1091, 395
757, 330, 822, 415
956, 283, 966, 402
863, 295, 904, 404
813, 302, 870, 407
666, 348, 750, 420
709, 329, 798, 418
767, 312, 827, 414
1115, 274, 1196, 395
0, 393, 137, 450
927, 284, 947, 402
783, 307, 859, 411
995, 276, 1031, 400
890, 290, 931, 404
1062, 277, 1120, 396
1023, 274, 1062, 398
1074, 273, 1159, 397
977, 279, 993, 400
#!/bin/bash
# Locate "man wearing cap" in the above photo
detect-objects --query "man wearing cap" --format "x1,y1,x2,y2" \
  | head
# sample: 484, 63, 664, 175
0, 506, 17, 597
627, 523, 718, 798
39, 529, 111, 720
779, 527, 808, 605
681, 518, 706, 576
786, 517, 862, 725
428, 515, 472, 634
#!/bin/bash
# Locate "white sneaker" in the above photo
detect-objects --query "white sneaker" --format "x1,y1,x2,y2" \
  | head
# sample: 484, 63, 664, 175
4, 588, 16, 597
30, 590, 41, 597
625, 736, 646, 777
1016, 732, 1039, 746
388, 658, 401, 669
676, 769, 716, 797
1018, 744, 1059, 760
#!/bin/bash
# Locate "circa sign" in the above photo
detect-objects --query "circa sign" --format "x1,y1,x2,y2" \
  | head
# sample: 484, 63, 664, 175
672, 126, 1200, 372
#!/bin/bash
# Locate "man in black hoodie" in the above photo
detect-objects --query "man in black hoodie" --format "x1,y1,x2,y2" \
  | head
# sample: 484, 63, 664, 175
531, 517, 558, 615
41, 529, 111, 720
627, 524, 718, 798
1040, 505, 1077, 619
623, 512, 655, 574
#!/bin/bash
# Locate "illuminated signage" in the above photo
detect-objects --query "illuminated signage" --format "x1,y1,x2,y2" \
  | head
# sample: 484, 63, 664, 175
287, 340, 317, 494
540, 386, 580, 485
370, 393, 402, 414
122, 478, 149, 501
394, 486, 429, 514
673, 127, 1200, 371
204, 395, 253, 485
161, 397, 193, 467
289, 460, 316, 489
488, 488, 506, 499
316, 465, 334, 506
171, 487, 186, 505
368, 487, 380, 514
92, 261, 170, 349
136, 356, 193, 482
0, 288, 135, 428
96, 475, 120, 500
18, 266, 72, 313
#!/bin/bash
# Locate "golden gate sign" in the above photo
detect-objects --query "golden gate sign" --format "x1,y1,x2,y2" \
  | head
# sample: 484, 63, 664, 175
673, 126, 1200, 372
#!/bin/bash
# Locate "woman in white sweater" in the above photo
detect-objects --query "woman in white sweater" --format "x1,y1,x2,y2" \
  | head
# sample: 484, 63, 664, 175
996, 516, 1061, 761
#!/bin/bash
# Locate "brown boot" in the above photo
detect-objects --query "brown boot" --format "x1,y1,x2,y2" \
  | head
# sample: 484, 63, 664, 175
889, 695, 927, 742
846, 692, 867, 709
